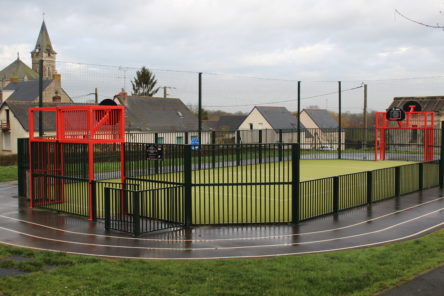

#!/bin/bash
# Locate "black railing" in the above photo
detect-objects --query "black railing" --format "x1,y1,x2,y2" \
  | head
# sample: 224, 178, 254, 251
298, 160, 440, 221
17, 138, 29, 197
124, 128, 442, 162
104, 185, 184, 236
31, 173, 90, 217
18, 123, 444, 235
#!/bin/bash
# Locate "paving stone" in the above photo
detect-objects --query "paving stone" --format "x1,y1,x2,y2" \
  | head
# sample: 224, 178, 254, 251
0, 267, 28, 277
0, 256, 33, 262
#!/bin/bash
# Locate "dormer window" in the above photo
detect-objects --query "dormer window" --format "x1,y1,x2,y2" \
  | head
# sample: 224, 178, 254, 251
177, 111, 184, 118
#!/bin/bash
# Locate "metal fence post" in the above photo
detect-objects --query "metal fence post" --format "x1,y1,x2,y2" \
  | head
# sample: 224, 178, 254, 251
211, 131, 216, 169
133, 191, 140, 237
154, 133, 159, 174
419, 163, 424, 191
104, 187, 110, 231
395, 166, 401, 197
440, 121, 444, 188
333, 176, 340, 213
278, 129, 283, 162
38, 59, 43, 137
367, 171, 373, 204
338, 81, 342, 160
185, 132, 189, 144
17, 138, 27, 197
91, 181, 97, 221
184, 145, 192, 227
291, 144, 300, 224
236, 130, 241, 166
258, 130, 263, 164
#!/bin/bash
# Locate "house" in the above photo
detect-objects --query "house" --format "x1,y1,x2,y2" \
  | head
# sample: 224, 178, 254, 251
238, 106, 307, 143
0, 20, 71, 104
0, 102, 83, 153
205, 115, 247, 143
299, 109, 344, 150
1, 20, 60, 88
386, 96, 444, 146
213, 115, 247, 131
1, 76, 71, 104
388, 96, 444, 128
0, 57, 39, 84
113, 91, 211, 144
0, 21, 73, 154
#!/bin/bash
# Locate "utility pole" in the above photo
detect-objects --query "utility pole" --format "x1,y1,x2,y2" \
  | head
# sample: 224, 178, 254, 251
363, 84, 368, 150
38, 59, 43, 137
95, 88, 98, 104
162, 86, 176, 98
297, 81, 301, 145
198, 73, 202, 143
338, 81, 342, 159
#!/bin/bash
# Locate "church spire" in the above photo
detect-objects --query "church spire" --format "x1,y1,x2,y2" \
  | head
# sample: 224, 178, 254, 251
31, 21, 56, 55
31, 20, 57, 79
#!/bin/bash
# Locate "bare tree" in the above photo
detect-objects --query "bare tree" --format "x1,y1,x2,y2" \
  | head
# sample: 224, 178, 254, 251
395, 9, 444, 30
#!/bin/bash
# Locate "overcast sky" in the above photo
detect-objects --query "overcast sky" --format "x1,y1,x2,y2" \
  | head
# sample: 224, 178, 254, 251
1, 0, 444, 113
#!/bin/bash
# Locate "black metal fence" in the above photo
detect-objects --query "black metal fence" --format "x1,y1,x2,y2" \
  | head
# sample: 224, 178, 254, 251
17, 125, 444, 236
104, 185, 185, 236
298, 161, 439, 221
125, 128, 442, 162
17, 138, 29, 197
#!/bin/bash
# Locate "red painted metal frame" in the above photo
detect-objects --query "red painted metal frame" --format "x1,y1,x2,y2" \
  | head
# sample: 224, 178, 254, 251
375, 110, 434, 161
28, 105, 125, 220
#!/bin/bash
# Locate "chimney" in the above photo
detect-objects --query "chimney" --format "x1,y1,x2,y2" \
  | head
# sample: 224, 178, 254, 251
52, 73, 61, 89
114, 89, 128, 106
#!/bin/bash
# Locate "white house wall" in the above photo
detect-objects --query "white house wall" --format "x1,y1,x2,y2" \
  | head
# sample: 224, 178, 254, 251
238, 108, 273, 130
0, 108, 28, 154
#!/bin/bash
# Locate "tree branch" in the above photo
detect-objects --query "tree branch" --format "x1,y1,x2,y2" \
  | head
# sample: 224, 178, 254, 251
395, 9, 444, 30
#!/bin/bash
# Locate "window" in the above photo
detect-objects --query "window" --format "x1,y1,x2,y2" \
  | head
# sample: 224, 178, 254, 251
3, 132, 11, 150
249, 123, 253, 130
156, 137, 164, 144
177, 111, 184, 118
176, 136, 183, 144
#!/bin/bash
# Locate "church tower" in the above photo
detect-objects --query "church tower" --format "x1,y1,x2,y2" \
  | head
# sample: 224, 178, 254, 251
31, 21, 57, 79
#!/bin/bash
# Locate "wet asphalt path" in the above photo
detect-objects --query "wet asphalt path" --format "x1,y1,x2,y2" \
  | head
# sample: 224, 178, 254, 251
0, 181, 442, 259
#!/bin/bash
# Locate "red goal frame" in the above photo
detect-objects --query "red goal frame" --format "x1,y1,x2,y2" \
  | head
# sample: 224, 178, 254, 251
375, 106, 434, 161
28, 105, 125, 220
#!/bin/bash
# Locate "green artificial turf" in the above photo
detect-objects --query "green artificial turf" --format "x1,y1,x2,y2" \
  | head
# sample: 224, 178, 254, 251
0, 229, 443, 296
36, 160, 419, 224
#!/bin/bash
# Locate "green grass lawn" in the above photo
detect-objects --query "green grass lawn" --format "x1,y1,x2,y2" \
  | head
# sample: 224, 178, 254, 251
0, 228, 443, 296
0, 165, 17, 182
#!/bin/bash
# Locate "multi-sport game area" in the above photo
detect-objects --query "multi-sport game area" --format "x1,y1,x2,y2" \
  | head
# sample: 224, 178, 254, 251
17, 103, 442, 237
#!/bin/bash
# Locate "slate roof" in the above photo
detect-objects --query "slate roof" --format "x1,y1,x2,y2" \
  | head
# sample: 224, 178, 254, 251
5, 102, 81, 131
31, 21, 56, 54
303, 109, 338, 129
215, 115, 247, 131
387, 96, 444, 112
0, 58, 38, 81
3, 80, 53, 101
116, 96, 206, 132
254, 106, 304, 130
